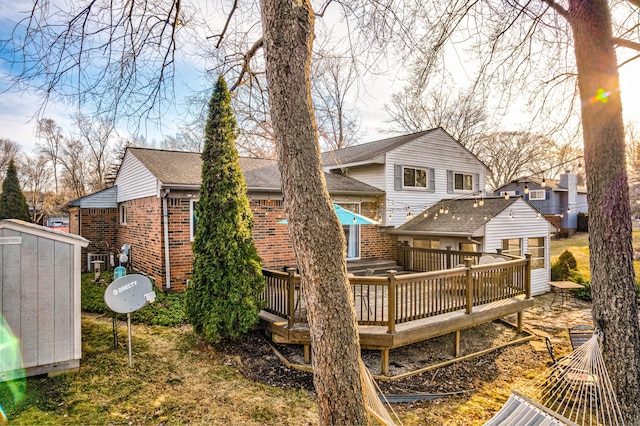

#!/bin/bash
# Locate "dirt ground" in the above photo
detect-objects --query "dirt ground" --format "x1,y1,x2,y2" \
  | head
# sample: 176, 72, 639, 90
218, 293, 593, 398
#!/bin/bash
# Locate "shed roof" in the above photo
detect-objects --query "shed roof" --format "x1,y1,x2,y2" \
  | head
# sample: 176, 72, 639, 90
392, 197, 526, 236
0, 219, 89, 246
125, 147, 383, 195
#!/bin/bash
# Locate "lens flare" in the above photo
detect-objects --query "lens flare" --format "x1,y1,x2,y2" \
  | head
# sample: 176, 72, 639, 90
0, 318, 26, 420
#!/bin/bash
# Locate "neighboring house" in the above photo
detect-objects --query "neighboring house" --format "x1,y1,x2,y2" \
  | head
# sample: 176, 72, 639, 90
322, 128, 489, 227
493, 174, 587, 235
391, 197, 556, 295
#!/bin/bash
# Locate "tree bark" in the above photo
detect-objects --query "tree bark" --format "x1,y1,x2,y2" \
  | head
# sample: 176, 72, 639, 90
259, 0, 369, 424
569, 0, 640, 422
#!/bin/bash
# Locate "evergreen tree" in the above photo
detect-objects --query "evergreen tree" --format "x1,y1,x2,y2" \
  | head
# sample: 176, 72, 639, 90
185, 75, 265, 343
0, 159, 30, 221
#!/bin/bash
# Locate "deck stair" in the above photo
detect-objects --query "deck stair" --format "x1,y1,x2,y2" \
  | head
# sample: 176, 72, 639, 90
347, 259, 402, 276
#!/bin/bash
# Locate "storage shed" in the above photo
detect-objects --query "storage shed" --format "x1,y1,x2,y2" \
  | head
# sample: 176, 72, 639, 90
0, 219, 88, 380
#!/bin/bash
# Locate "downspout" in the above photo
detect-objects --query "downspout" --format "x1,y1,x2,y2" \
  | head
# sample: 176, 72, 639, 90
162, 189, 171, 291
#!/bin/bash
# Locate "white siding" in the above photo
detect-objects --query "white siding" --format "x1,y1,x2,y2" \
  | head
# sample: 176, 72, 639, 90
114, 153, 159, 202
79, 186, 118, 208
384, 129, 487, 227
483, 199, 553, 296
0, 221, 88, 379
339, 164, 386, 190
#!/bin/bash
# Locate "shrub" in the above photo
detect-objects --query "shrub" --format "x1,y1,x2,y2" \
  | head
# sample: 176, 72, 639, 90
551, 250, 578, 281
81, 272, 186, 327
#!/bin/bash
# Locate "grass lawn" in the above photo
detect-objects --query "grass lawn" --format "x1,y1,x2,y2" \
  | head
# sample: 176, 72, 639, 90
550, 231, 640, 281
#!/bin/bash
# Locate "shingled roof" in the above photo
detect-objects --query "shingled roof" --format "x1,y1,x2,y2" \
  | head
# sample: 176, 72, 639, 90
392, 197, 521, 236
126, 147, 383, 195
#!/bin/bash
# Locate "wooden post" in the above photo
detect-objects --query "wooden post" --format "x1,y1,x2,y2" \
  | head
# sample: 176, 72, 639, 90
446, 246, 452, 269
453, 330, 461, 357
464, 258, 473, 314
287, 268, 296, 329
304, 344, 311, 364
517, 311, 524, 333
524, 253, 532, 299
387, 270, 397, 334
381, 349, 389, 376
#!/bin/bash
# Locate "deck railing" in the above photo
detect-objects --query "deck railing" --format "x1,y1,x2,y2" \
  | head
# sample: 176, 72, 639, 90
261, 253, 531, 334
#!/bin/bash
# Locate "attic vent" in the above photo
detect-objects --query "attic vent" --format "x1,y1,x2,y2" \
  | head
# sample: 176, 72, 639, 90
259, 199, 283, 207
169, 198, 181, 207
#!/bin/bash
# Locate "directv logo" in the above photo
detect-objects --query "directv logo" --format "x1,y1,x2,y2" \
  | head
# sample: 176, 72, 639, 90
113, 280, 138, 295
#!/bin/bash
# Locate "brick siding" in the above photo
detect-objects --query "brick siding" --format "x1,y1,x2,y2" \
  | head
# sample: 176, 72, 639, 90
70, 206, 118, 271
76, 196, 397, 292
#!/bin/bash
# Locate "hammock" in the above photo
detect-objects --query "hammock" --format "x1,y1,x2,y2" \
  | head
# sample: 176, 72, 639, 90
485, 331, 625, 426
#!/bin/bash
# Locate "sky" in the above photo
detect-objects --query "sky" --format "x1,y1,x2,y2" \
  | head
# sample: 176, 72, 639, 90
1, 2, 639, 155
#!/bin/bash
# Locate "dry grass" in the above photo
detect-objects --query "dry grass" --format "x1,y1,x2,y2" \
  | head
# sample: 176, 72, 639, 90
1, 314, 318, 425
550, 231, 640, 280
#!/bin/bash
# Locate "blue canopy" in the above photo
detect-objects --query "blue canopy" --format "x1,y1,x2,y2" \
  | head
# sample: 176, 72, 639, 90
277, 204, 379, 225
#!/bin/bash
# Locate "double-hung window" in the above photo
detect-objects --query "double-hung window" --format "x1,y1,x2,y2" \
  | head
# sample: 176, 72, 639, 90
502, 238, 522, 257
454, 173, 474, 191
190, 199, 198, 241
528, 237, 545, 269
403, 167, 428, 189
528, 190, 546, 201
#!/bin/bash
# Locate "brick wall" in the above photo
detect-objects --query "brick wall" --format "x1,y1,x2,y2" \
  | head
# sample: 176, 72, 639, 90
117, 196, 165, 289
251, 199, 297, 269
113, 196, 398, 292
69, 206, 118, 271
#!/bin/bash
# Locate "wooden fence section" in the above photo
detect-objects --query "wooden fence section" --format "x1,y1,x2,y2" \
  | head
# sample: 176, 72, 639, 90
261, 253, 531, 334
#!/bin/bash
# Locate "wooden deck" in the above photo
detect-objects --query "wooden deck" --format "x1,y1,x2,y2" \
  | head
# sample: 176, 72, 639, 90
260, 249, 534, 375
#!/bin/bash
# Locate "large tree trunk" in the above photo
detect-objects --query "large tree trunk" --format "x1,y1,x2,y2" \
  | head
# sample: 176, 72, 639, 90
259, 0, 369, 424
569, 0, 640, 422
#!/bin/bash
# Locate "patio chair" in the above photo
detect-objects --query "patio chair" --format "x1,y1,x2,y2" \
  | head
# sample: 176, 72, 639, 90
568, 324, 594, 350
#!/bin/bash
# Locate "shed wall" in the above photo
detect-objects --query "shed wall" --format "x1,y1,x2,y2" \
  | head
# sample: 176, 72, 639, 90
0, 226, 83, 379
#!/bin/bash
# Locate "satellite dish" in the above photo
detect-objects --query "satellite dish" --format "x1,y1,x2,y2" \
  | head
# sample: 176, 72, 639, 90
104, 274, 156, 314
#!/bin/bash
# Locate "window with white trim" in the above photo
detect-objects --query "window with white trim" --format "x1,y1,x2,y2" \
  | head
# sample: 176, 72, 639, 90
528, 237, 545, 269
403, 167, 428, 189
529, 190, 546, 200
119, 204, 127, 225
501, 238, 522, 257
414, 238, 440, 249
454, 172, 474, 191
190, 199, 198, 242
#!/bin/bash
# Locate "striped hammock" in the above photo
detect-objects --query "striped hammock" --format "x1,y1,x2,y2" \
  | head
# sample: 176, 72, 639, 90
485, 331, 625, 426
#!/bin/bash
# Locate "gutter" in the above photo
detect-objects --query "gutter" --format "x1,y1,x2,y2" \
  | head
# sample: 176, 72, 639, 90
162, 188, 171, 291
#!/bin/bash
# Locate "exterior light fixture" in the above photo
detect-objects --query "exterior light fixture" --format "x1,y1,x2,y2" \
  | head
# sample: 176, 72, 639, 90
479, 198, 484, 206
483, 214, 488, 221
444, 207, 449, 214
473, 199, 478, 208
536, 212, 541, 219
439, 205, 444, 214
407, 212, 414, 220
524, 183, 529, 195
510, 210, 514, 220
541, 178, 546, 188
567, 207, 571, 213
504, 193, 510, 200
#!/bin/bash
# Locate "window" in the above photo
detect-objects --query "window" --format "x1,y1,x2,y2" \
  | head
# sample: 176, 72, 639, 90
528, 237, 545, 269
502, 238, 522, 257
459, 242, 477, 252
338, 203, 360, 259
529, 190, 546, 201
119, 204, 127, 225
454, 173, 474, 191
414, 238, 440, 249
190, 199, 198, 241
403, 167, 428, 189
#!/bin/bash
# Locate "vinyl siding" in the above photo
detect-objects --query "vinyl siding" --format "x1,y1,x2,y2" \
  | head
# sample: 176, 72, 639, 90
336, 164, 386, 190
114, 153, 159, 202
483, 198, 553, 296
78, 187, 117, 208
384, 129, 487, 227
